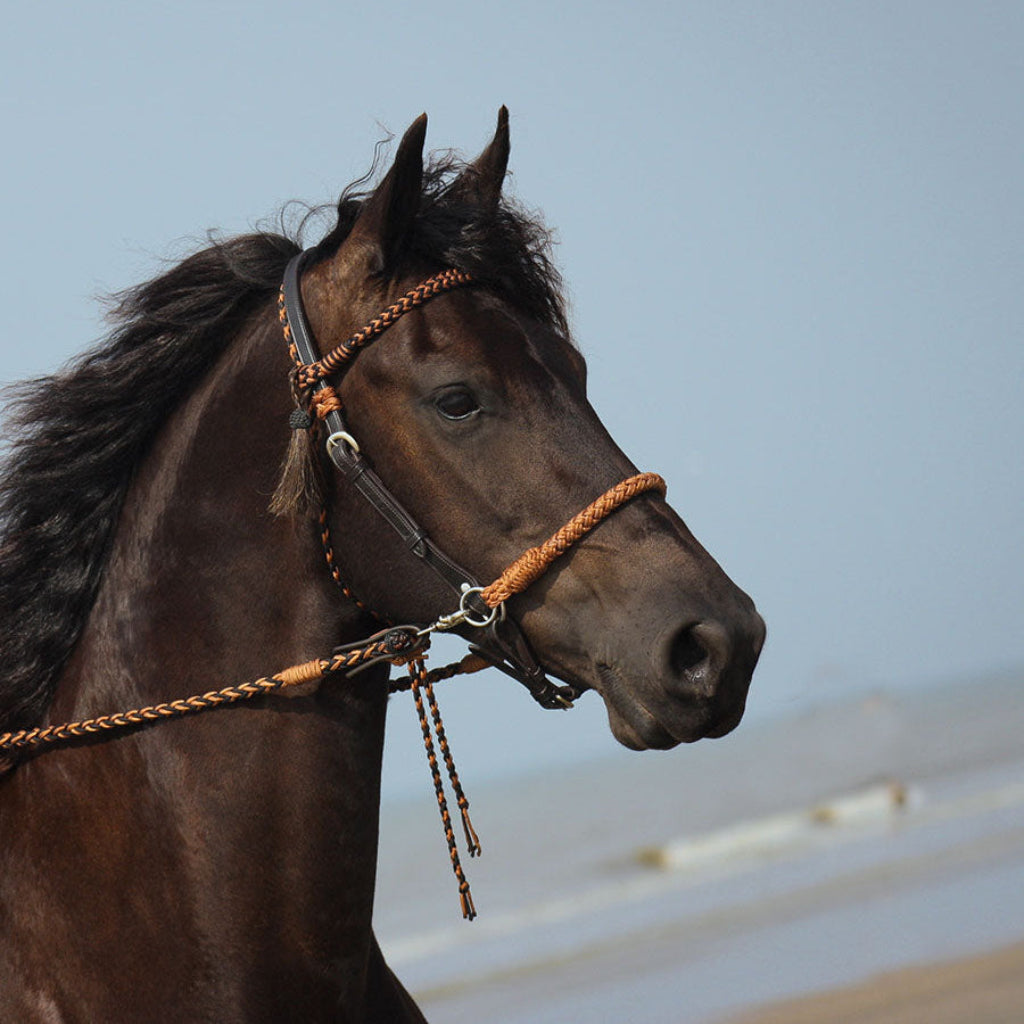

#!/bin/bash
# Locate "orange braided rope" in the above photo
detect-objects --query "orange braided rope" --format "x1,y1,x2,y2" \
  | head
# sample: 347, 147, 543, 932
0, 636, 422, 763
0, 640, 491, 767
318, 507, 383, 621
422, 677, 481, 858
480, 472, 667, 608
388, 653, 490, 692
310, 385, 343, 420
291, 269, 473, 389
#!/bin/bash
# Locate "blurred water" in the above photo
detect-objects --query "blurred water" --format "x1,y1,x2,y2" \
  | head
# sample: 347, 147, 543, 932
375, 670, 1024, 1022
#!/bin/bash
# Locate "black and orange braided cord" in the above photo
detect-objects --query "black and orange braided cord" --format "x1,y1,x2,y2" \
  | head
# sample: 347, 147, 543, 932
0, 630, 429, 764
289, 269, 473, 389
409, 658, 477, 920
0, 628, 487, 918
318, 506, 383, 621
422, 675, 481, 858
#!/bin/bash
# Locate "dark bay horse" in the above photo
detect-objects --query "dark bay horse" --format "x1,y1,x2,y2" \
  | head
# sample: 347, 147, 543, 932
0, 110, 764, 1021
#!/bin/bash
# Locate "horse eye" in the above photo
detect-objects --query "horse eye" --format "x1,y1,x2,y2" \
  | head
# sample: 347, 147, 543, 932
434, 389, 480, 421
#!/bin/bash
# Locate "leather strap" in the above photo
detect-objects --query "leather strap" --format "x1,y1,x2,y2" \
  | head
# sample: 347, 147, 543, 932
282, 253, 576, 709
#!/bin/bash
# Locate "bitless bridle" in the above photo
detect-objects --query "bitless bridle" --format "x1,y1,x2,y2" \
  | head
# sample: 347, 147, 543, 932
0, 253, 666, 917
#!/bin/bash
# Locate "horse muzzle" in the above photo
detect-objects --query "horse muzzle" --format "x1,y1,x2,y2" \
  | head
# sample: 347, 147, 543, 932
598, 605, 766, 749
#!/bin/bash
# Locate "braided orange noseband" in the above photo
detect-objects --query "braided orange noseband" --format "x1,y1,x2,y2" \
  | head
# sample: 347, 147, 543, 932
481, 473, 666, 607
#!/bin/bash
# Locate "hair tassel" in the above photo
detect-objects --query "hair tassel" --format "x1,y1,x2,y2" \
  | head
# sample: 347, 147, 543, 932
269, 408, 325, 517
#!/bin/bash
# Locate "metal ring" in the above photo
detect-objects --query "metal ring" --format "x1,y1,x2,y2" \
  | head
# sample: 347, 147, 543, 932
458, 585, 500, 629
326, 430, 360, 456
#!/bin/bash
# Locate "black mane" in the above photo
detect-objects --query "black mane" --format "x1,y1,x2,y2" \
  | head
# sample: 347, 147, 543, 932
0, 233, 298, 734
0, 151, 567, 734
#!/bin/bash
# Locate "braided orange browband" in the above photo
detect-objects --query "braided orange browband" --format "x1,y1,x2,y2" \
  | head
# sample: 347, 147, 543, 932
480, 472, 667, 607
290, 268, 473, 390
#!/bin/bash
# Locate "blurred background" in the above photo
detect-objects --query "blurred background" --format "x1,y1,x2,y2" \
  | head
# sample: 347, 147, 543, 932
2, 2, 1021, 1020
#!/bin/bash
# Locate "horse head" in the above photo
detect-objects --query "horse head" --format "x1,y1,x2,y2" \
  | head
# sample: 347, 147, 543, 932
290, 110, 765, 749
0, 108, 767, 1020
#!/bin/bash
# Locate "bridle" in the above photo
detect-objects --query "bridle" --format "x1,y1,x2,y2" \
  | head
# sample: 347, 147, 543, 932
0, 251, 667, 918
278, 252, 666, 914
280, 250, 589, 711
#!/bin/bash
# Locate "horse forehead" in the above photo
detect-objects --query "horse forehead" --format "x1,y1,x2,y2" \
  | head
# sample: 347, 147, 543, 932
403, 290, 581, 380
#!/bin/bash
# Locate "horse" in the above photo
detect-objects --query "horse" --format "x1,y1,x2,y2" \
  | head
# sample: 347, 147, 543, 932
0, 109, 765, 1021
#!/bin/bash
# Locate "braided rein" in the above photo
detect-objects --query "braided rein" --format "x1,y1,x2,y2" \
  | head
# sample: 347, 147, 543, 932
0, 471, 664, 920
0, 470, 665, 767
0, 628, 436, 764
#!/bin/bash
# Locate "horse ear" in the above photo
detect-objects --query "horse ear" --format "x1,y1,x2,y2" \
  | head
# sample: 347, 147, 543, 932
456, 106, 510, 210
347, 113, 427, 273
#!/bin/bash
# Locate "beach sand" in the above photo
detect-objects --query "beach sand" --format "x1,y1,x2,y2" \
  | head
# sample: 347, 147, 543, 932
724, 941, 1024, 1024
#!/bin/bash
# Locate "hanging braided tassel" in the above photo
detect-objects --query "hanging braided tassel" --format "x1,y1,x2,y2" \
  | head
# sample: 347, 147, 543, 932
423, 679, 481, 857
270, 289, 325, 518
268, 401, 324, 517
409, 658, 477, 920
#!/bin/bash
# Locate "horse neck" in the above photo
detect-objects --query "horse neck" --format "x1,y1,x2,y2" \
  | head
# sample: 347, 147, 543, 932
11, 310, 393, 1011
55, 310, 374, 713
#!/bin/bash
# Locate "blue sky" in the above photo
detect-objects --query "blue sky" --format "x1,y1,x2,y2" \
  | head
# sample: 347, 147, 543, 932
2, 2, 1021, 795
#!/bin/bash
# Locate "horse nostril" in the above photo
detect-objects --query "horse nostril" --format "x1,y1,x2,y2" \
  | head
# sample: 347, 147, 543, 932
668, 624, 710, 678
667, 621, 735, 686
